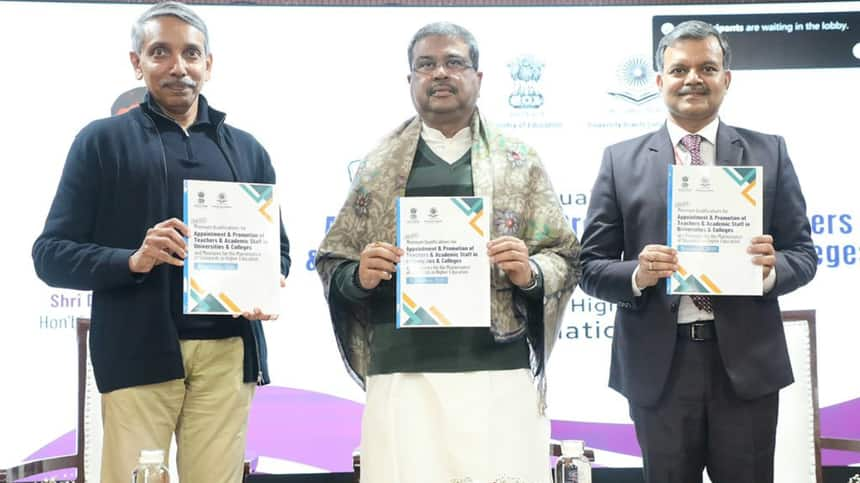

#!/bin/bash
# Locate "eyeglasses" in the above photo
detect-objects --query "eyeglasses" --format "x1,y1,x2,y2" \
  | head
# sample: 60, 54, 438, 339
412, 56, 474, 75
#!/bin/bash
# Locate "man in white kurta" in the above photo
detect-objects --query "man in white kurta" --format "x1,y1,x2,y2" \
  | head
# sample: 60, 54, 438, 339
316, 22, 580, 483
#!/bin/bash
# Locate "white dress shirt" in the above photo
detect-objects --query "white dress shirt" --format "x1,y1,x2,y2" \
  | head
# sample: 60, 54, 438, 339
421, 123, 471, 164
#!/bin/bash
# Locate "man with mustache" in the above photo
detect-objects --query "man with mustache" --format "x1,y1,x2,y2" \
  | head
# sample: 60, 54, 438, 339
579, 20, 816, 483
317, 22, 580, 483
32, 2, 290, 482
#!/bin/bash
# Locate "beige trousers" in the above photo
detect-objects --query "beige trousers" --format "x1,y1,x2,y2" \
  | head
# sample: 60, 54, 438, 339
101, 337, 255, 483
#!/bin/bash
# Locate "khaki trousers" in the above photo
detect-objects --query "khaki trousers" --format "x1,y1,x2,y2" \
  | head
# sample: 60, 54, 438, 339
101, 337, 255, 483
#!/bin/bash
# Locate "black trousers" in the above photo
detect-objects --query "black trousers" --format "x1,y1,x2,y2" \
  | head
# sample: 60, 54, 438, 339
629, 335, 779, 483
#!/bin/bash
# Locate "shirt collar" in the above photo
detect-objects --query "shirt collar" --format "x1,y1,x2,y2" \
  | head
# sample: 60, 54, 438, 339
419, 122, 472, 164
420, 122, 472, 144
666, 117, 720, 147
142, 92, 212, 127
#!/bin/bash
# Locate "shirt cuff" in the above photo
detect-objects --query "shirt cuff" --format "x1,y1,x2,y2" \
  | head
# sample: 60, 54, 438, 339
763, 266, 777, 293
631, 266, 643, 297
518, 259, 543, 299
333, 261, 374, 302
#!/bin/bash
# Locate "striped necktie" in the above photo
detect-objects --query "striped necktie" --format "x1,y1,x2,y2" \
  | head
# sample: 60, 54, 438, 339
679, 134, 713, 313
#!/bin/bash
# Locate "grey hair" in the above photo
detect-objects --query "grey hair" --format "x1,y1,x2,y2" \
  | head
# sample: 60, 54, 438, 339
408, 22, 480, 71
655, 20, 731, 72
131, 1, 210, 54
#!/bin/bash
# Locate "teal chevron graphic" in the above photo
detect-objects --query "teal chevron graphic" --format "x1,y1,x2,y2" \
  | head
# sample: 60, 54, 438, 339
723, 167, 757, 186
451, 197, 483, 215
240, 183, 273, 203
190, 293, 229, 312
671, 273, 711, 293
401, 305, 440, 326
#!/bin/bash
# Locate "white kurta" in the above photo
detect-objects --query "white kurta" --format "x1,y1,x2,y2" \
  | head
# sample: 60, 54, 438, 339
360, 368, 552, 483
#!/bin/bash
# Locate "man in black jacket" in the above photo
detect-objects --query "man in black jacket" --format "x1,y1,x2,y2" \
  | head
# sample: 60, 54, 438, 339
32, 2, 290, 482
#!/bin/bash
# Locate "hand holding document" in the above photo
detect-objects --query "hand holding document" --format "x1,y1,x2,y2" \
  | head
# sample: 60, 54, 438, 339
183, 179, 281, 315
667, 165, 763, 296
396, 196, 490, 328
128, 217, 188, 274
357, 241, 403, 290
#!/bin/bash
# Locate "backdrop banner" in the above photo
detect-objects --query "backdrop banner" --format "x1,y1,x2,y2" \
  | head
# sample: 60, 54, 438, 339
2, 0, 858, 476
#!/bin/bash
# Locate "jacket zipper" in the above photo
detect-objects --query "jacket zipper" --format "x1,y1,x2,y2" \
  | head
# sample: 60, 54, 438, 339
211, 116, 262, 384
140, 110, 170, 198
143, 106, 264, 385
254, 330, 263, 385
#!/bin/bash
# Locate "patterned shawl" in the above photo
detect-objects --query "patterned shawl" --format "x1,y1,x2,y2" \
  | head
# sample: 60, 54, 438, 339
316, 111, 580, 411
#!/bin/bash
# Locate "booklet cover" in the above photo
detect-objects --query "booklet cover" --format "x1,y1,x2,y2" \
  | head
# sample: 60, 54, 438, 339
667, 165, 763, 296
396, 196, 491, 328
183, 179, 281, 315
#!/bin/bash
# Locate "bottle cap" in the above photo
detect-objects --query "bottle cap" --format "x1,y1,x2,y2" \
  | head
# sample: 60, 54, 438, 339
139, 449, 165, 465
562, 439, 585, 457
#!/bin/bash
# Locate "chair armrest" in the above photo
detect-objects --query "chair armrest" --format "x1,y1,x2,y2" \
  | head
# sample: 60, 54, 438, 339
820, 437, 860, 453
3, 455, 79, 482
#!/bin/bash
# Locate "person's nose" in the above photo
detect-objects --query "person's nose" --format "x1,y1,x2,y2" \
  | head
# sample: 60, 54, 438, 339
684, 69, 703, 84
169, 55, 188, 77
431, 63, 450, 80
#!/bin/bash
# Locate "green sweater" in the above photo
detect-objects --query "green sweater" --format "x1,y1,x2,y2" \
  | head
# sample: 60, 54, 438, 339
332, 139, 532, 374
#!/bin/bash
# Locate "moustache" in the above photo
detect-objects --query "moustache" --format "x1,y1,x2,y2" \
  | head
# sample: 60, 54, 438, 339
160, 78, 197, 89
677, 86, 709, 96
428, 84, 457, 96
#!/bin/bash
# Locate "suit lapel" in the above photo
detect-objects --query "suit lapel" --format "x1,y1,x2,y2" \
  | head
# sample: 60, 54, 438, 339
716, 122, 744, 166
649, 125, 674, 208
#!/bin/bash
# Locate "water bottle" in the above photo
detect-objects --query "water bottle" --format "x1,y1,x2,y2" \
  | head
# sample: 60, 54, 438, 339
131, 449, 169, 483
555, 440, 592, 483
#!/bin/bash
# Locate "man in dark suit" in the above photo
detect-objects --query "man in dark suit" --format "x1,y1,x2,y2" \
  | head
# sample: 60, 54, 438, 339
579, 20, 817, 483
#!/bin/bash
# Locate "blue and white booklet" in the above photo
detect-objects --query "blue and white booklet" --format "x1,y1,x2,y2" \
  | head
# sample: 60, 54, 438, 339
667, 165, 763, 296
396, 196, 491, 328
183, 179, 281, 315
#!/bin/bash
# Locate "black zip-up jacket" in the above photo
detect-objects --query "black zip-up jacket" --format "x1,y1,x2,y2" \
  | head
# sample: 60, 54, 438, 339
32, 94, 290, 393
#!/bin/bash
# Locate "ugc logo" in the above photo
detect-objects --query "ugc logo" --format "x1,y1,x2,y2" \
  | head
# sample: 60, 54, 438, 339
607, 57, 659, 106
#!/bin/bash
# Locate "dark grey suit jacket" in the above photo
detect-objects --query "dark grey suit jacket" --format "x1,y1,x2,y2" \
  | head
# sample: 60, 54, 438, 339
579, 122, 817, 407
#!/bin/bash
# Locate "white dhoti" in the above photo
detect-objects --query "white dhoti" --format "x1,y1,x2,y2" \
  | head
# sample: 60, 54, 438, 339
360, 368, 552, 483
